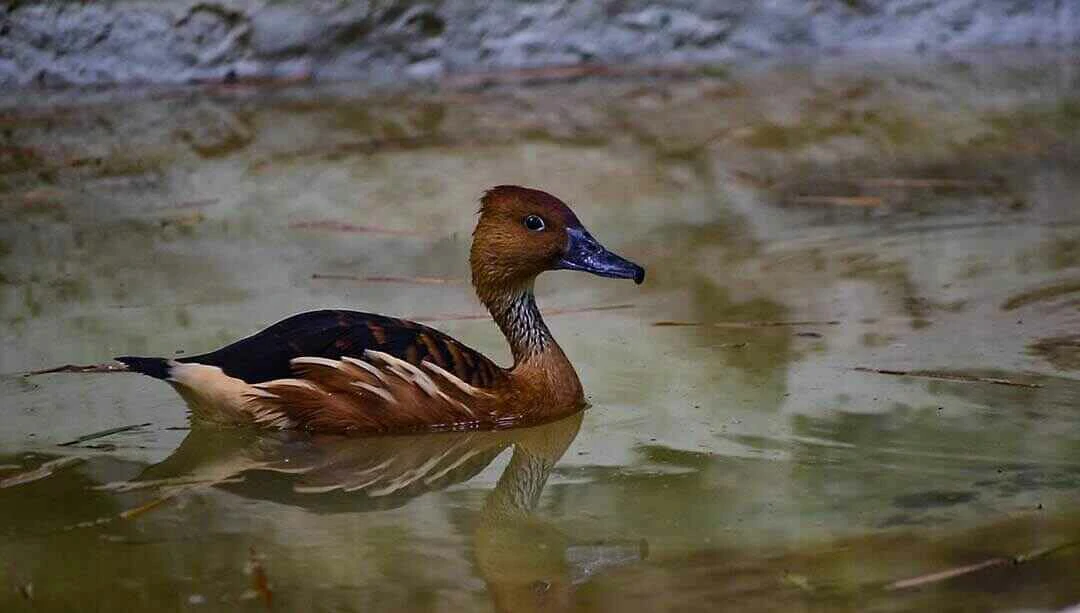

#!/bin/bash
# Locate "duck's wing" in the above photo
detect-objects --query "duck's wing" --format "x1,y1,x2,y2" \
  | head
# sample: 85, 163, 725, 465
179, 309, 502, 388
247, 349, 505, 433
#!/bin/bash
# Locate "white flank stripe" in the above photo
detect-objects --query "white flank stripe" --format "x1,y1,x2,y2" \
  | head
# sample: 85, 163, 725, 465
341, 356, 389, 384
421, 361, 492, 398
255, 378, 322, 393
291, 356, 343, 370
352, 381, 397, 405
365, 350, 442, 398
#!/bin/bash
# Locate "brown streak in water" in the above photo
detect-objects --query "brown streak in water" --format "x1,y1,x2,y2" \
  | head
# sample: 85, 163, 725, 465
254, 135, 454, 168
311, 273, 460, 285
1002, 280, 1080, 311
730, 170, 775, 189
248, 546, 273, 610
290, 220, 426, 237
654, 320, 840, 328
146, 198, 220, 212
791, 195, 884, 207
852, 367, 1042, 388
854, 177, 999, 189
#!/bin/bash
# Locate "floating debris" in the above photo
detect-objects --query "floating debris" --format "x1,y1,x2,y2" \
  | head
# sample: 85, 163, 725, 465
0, 456, 83, 489
852, 367, 1042, 388
6, 563, 33, 601
58, 423, 152, 447
27, 362, 128, 376
780, 571, 813, 592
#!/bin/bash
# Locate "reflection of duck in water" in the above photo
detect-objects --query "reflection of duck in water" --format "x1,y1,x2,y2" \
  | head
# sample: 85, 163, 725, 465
115, 186, 644, 434
133, 412, 643, 611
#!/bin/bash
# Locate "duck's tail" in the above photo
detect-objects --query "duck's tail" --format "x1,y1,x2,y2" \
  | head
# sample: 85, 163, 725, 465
115, 356, 173, 380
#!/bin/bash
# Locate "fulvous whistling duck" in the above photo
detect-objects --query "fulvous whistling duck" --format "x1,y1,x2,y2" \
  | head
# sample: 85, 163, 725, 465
116, 186, 645, 434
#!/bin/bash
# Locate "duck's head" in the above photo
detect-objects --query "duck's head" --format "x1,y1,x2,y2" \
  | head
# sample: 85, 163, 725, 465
470, 186, 645, 299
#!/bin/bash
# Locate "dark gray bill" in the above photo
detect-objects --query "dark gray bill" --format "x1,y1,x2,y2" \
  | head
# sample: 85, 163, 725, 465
556, 226, 646, 284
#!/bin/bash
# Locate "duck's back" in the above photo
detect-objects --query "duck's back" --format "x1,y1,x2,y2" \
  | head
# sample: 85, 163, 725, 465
178, 309, 502, 388
116, 310, 507, 432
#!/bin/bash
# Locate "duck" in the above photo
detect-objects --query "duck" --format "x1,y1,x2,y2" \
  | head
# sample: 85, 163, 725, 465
116, 185, 645, 434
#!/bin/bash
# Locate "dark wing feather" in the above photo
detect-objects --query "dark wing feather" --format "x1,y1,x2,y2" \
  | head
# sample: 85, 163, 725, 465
182, 309, 502, 388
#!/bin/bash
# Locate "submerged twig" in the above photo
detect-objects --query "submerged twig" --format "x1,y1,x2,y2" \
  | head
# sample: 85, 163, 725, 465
58, 423, 152, 447
887, 558, 1008, 590
886, 540, 1080, 590
853, 367, 1042, 388
118, 495, 174, 521
62, 477, 245, 531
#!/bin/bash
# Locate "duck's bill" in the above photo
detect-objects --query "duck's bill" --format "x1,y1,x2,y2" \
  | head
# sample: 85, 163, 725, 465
556, 227, 646, 285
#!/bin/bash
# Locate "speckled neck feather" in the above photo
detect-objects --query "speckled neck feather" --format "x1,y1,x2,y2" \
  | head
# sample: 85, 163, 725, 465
485, 285, 553, 365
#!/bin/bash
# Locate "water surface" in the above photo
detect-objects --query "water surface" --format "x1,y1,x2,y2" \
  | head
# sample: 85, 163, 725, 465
2, 54, 1080, 611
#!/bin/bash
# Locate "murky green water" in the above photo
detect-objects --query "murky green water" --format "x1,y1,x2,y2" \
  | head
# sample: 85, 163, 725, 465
3, 54, 1080, 611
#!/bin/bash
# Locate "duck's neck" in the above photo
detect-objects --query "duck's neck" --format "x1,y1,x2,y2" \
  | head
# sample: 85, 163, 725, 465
483, 283, 555, 366
477, 279, 584, 409
481, 443, 554, 520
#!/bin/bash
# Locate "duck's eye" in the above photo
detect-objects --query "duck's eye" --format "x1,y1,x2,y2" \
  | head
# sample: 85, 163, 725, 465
523, 214, 546, 231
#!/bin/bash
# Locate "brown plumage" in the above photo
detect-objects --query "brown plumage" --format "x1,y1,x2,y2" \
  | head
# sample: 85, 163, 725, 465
116, 186, 645, 434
